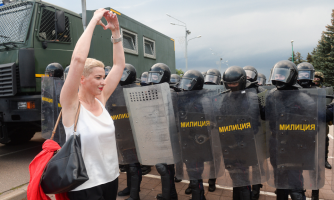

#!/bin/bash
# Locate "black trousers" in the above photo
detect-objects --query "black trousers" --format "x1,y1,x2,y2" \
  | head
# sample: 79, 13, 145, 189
68, 178, 118, 200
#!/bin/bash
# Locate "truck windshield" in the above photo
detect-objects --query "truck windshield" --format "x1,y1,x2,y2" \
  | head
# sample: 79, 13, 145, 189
0, 1, 34, 48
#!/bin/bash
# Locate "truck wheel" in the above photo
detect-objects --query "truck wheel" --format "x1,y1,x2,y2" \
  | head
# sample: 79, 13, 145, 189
8, 131, 36, 145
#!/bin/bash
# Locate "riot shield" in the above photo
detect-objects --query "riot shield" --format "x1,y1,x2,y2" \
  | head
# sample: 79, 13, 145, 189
106, 83, 139, 164
265, 88, 326, 190
123, 83, 179, 165
173, 89, 222, 180
203, 84, 226, 93
41, 76, 65, 146
325, 86, 333, 105
261, 85, 275, 91
212, 88, 268, 187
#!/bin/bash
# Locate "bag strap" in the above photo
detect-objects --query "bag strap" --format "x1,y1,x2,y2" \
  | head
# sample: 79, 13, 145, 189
50, 102, 81, 140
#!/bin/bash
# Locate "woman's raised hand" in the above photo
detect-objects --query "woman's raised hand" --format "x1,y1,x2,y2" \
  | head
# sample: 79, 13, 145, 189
103, 11, 120, 32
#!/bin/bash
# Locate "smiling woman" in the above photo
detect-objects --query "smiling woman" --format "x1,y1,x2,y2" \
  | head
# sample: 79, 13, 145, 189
59, 8, 125, 200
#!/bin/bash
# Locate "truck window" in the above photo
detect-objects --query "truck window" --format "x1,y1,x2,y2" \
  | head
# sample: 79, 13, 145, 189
0, 1, 34, 49
38, 8, 71, 43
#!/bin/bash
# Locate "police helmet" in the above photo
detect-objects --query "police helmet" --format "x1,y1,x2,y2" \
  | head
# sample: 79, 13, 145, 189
223, 66, 247, 92
257, 73, 266, 86
120, 63, 136, 86
147, 63, 171, 84
270, 60, 298, 89
140, 72, 149, 86
204, 69, 221, 85
170, 74, 181, 84
297, 62, 315, 87
201, 71, 207, 78
104, 66, 112, 78
45, 63, 64, 78
178, 70, 204, 91
243, 66, 258, 82
64, 65, 70, 81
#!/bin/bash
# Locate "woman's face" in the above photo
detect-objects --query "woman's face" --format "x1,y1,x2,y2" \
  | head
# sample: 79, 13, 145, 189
81, 67, 106, 95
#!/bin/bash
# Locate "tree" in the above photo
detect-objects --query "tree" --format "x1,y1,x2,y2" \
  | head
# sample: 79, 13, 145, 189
176, 69, 184, 76
306, 53, 313, 63
313, 9, 334, 86
288, 51, 305, 65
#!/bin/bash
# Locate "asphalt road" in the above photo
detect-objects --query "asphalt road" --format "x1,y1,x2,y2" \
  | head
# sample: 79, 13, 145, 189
0, 132, 45, 194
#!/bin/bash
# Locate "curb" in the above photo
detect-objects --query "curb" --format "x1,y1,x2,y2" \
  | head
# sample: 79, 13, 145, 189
0, 184, 27, 200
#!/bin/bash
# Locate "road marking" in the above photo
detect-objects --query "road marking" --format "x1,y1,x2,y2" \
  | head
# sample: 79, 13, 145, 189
143, 173, 324, 199
0, 145, 41, 157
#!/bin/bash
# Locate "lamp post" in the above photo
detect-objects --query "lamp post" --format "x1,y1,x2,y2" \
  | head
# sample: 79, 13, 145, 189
291, 40, 294, 63
168, 14, 197, 71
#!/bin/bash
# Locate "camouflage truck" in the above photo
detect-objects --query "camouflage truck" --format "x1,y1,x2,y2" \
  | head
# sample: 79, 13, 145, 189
0, 0, 175, 144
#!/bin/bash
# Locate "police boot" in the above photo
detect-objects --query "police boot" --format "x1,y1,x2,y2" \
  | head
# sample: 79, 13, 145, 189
185, 182, 192, 194
289, 189, 306, 200
190, 180, 206, 200
126, 163, 142, 200
311, 190, 319, 200
233, 186, 251, 200
120, 164, 127, 172
276, 189, 289, 200
174, 176, 182, 183
325, 160, 332, 169
141, 165, 151, 175
251, 184, 262, 200
208, 179, 216, 192
118, 165, 131, 196
156, 163, 178, 200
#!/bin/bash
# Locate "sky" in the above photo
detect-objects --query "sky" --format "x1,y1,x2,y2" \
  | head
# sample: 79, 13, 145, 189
43, 0, 333, 82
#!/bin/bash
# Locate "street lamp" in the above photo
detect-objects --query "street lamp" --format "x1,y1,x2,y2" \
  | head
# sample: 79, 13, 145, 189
167, 13, 197, 71
291, 40, 294, 63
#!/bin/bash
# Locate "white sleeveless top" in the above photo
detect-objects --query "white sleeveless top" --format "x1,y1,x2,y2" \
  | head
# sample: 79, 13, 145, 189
64, 99, 119, 191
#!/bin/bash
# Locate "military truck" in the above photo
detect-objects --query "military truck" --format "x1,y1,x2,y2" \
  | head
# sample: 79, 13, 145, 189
0, 0, 175, 144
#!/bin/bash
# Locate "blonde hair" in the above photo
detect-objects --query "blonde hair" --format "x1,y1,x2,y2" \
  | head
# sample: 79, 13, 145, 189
83, 58, 105, 77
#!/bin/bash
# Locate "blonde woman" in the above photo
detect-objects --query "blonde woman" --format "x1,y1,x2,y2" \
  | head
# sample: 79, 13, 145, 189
60, 8, 125, 200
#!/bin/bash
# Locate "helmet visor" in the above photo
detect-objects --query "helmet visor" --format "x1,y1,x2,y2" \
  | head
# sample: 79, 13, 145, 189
121, 69, 130, 81
148, 71, 163, 84
141, 75, 148, 83
257, 77, 265, 85
245, 70, 256, 80
204, 75, 218, 84
270, 68, 291, 83
298, 70, 314, 80
179, 77, 197, 91
170, 77, 179, 84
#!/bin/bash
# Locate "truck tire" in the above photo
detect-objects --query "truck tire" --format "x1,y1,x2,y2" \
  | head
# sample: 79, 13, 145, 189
8, 131, 36, 145
0, 123, 37, 145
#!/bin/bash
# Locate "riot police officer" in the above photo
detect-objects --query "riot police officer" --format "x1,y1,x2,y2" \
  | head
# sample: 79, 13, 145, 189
204, 69, 221, 85
116, 64, 143, 200
64, 65, 70, 81
242, 65, 265, 200
176, 69, 212, 200
221, 66, 265, 200
257, 73, 266, 86
140, 71, 149, 86
146, 63, 178, 200
267, 60, 311, 200
170, 74, 181, 89
105, 66, 112, 78
312, 71, 332, 170
45, 63, 64, 78
297, 62, 315, 88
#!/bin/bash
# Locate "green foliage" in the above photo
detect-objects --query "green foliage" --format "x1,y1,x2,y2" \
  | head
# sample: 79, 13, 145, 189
176, 69, 184, 77
312, 9, 334, 86
288, 51, 305, 65
306, 53, 313, 63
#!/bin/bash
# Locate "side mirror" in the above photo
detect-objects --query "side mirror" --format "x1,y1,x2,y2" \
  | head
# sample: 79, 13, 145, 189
56, 10, 65, 33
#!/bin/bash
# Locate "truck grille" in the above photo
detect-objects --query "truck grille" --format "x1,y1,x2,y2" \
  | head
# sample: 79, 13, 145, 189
0, 63, 17, 96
